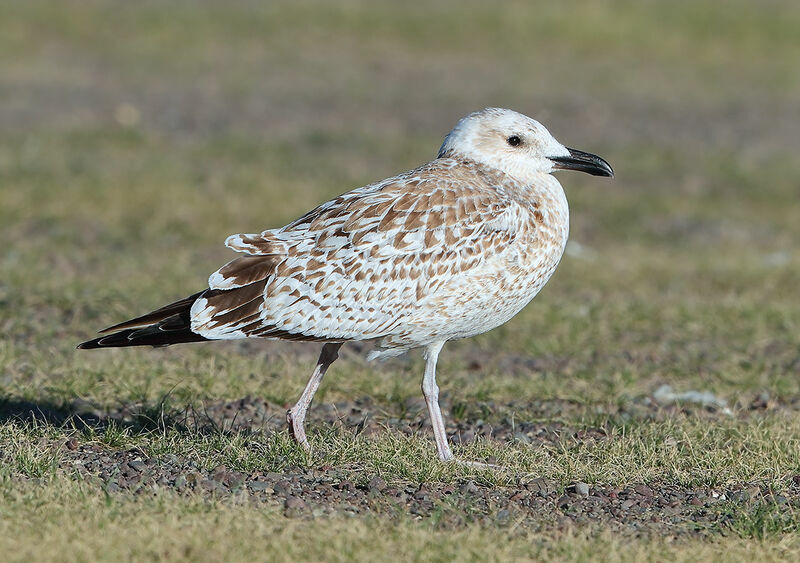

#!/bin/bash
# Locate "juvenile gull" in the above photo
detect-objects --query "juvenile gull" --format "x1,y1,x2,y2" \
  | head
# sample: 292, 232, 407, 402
79, 108, 613, 465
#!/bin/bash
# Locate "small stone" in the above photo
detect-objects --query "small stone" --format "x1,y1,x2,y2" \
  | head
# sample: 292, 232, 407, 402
368, 476, 386, 493
460, 480, 479, 494
621, 500, 635, 510
200, 479, 217, 492
274, 480, 291, 495
513, 432, 531, 444
525, 478, 557, 495
634, 484, 653, 497
129, 460, 146, 472
248, 481, 274, 493
284, 496, 307, 511
456, 430, 475, 444
574, 482, 590, 496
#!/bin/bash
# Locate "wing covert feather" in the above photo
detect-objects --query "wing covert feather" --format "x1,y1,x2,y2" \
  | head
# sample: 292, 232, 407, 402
191, 160, 522, 341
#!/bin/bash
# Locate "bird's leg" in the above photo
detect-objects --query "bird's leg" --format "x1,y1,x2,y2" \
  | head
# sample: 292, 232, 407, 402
287, 342, 342, 452
422, 342, 502, 470
421, 342, 454, 462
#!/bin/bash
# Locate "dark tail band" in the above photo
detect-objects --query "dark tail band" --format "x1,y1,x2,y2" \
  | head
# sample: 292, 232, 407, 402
78, 291, 209, 349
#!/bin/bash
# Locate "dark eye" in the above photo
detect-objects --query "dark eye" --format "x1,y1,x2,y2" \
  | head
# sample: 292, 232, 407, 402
507, 135, 522, 147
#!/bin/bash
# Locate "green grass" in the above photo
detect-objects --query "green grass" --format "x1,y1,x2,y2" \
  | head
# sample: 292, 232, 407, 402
0, 476, 798, 562
2, 0, 800, 560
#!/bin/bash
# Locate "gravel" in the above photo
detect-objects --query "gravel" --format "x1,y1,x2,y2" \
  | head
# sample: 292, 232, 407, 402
60, 452, 796, 537
5, 394, 799, 538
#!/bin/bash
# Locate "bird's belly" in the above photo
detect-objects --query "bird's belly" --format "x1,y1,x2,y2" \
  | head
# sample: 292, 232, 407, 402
399, 238, 567, 343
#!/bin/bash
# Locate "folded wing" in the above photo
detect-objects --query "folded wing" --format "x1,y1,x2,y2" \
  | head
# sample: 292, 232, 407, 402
190, 160, 518, 343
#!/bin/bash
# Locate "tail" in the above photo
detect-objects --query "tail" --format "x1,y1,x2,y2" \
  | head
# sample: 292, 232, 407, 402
77, 291, 210, 349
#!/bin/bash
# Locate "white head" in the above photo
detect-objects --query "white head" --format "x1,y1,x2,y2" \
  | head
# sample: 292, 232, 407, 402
438, 108, 613, 180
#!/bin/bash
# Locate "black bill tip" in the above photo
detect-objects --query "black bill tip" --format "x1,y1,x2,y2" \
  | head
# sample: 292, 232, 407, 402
550, 147, 614, 178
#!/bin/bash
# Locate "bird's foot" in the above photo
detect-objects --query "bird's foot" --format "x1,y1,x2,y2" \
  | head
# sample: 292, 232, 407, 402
449, 458, 504, 471
438, 451, 504, 470
286, 409, 312, 453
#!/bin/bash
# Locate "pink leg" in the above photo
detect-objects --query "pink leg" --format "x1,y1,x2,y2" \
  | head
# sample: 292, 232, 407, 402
422, 341, 454, 461
287, 342, 342, 451
422, 341, 501, 470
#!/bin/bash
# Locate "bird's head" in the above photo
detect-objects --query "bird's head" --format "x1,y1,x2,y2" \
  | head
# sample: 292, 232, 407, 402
437, 107, 613, 180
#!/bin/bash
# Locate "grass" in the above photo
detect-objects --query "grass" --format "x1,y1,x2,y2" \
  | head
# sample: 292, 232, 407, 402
2, 411, 798, 488
2, 0, 800, 560
0, 476, 798, 562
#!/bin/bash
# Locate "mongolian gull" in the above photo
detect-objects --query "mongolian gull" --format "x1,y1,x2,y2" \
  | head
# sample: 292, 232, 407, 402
79, 108, 613, 466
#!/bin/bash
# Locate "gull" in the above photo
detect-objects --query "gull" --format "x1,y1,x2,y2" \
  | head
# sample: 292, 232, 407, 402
79, 108, 613, 466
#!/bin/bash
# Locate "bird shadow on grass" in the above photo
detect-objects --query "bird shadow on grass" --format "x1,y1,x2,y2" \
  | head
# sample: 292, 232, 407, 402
0, 397, 76, 427
0, 394, 261, 438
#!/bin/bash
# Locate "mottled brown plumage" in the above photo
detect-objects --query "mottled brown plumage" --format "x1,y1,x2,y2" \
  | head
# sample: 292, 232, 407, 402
79, 108, 613, 465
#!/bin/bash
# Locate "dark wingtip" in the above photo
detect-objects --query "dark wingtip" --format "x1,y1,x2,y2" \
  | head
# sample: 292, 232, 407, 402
77, 324, 209, 350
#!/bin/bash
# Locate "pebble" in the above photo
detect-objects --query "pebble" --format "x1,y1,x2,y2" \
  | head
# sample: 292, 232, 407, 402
574, 482, 590, 496
174, 475, 187, 491
368, 476, 386, 493
273, 480, 291, 495
199, 479, 217, 492
513, 432, 531, 444
248, 481, 274, 493
284, 496, 308, 517
525, 478, 557, 495
284, 496, 308, 510
460, 480, 479, 494
772, 494, 789, 505
455, 430, 475, 444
